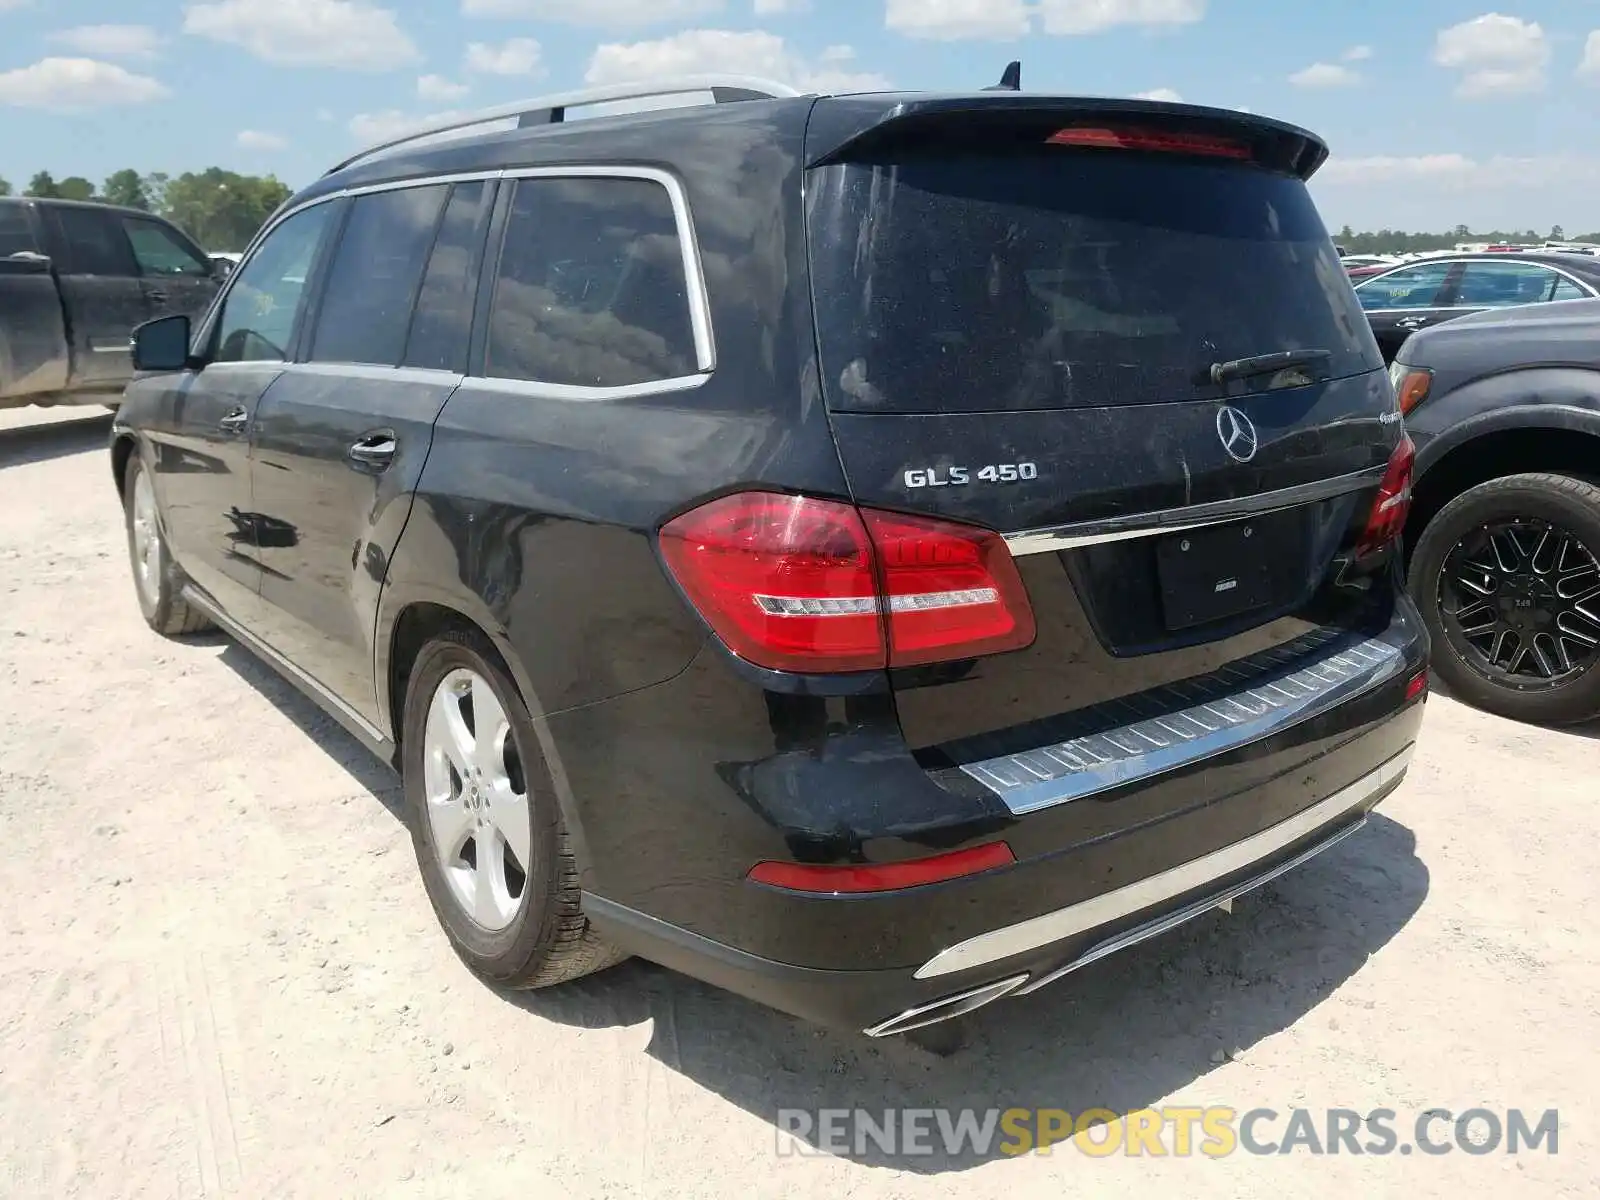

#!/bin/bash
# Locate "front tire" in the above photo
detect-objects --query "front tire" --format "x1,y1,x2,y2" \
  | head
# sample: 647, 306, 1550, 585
122, 456, 213, 636
1409, 472, 1600, 725
402, 630, 624, 988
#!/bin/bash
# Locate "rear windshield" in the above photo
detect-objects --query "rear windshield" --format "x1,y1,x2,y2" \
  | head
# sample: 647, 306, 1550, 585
807, 152, 1380, 413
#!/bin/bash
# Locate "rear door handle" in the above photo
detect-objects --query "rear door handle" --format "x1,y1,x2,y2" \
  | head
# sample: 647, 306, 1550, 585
348, 430, 397, 470
218, 407, 249, 436
146, 290, 169, 304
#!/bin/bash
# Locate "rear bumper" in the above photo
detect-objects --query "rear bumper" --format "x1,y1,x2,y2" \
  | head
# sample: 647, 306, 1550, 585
585, 695, 1424, 1033
565, 588, 1428, 1031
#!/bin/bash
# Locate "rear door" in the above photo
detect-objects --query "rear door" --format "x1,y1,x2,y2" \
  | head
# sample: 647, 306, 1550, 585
1452, 259, 1589, 312
247, 180, 489, 724
804, 106, 1403, 752
0, 201, 70, 401
117, 212, 223, 323
1353, 261, 1461, 361
41, 203, 147, 388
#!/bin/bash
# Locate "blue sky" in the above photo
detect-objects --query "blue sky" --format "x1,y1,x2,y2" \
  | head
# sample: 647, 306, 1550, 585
2, 1, 1598, 232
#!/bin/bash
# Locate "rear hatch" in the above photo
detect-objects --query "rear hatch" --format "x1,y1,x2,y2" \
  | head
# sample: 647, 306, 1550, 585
802, 96, 1402, 754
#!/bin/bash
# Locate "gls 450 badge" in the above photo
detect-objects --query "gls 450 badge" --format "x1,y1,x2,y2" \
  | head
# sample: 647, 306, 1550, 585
904, 462, 1039, 489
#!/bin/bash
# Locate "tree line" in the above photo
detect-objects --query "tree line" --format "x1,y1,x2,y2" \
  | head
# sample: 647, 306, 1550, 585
1336, 224, 1600, 254
0, 169, 292, 252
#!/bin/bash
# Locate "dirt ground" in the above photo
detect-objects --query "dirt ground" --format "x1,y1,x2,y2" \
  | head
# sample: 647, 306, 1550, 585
1, 405, 1597, 1199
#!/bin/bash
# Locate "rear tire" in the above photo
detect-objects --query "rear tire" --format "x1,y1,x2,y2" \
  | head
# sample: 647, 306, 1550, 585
122, 456, 213, 637
1409, 472, 1600, 726
402, 629, 625, 988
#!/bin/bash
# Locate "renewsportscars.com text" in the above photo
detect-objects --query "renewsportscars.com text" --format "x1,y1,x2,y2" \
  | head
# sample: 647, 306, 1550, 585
775, 1106, 1559, 1159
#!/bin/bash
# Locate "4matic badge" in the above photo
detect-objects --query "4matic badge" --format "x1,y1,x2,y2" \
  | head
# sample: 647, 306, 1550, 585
903, 462, 1039, 489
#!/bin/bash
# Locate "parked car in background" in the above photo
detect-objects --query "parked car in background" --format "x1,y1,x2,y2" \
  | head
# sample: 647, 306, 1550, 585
1354, 253, 1600, 363
109, 76, 1427, 1041
209, 251, 242, 276
1396, 298, 1600, 725
0, 197, 223, 410
1341, 254, 1399, 272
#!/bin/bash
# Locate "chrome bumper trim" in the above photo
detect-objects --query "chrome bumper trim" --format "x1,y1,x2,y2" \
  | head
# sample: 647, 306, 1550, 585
960, 636, 1405, 816
915, 746, 1413, 980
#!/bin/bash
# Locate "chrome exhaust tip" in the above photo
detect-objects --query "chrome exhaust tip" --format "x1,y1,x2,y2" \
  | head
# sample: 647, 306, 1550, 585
862, 974, 1029, 1038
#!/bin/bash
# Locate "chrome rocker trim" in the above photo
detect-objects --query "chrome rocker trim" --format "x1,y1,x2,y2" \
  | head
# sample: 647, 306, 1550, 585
915, 746, 1413, 981
960, 635, 1405, 816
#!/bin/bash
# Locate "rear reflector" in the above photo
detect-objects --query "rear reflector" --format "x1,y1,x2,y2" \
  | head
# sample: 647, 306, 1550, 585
747, 842, 1017, 894
1355, 434, 1415, 557
1405, 670, 1429, 702
658, 492, 1036, 673
1047, 126, 1252, 160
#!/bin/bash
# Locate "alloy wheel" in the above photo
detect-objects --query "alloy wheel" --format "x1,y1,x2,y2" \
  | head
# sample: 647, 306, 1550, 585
422, 667, 532, 931
130, 469, 163, 604
1437, 518, 1600, 690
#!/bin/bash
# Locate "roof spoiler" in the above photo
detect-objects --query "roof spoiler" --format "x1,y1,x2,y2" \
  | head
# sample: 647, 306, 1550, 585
805, 95, 1330, 180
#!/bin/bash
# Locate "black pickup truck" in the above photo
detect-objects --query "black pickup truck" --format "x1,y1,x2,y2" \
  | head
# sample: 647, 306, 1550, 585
1, 196, 222, 410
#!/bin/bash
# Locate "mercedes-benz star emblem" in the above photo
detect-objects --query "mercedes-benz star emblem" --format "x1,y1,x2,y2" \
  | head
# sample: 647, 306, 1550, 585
1216, 406, 1259, 464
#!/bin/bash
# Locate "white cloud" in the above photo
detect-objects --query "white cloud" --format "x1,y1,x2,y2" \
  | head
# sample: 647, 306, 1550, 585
460, 0, 723, 23
1036, 0, 1205, 36
753, 0, 808, 12
886, 0, 1030, 41
349, 108, 464, 142
0, 57, 169, 110
1343, 44, 1373, 62
464, 37, 542, 75
183, 0, 418, 71
418, 73, 470, 101
1132, 87, 1182, 102
1318, 152, 1600, 189
47, 25, 164, 59
585, 29, 889, 92
1290, 62, 1361, 88
236, 129, 287, 149
1433, 13, 1548, 97
0, 0, 32, 10
1579, 32, 1600, 81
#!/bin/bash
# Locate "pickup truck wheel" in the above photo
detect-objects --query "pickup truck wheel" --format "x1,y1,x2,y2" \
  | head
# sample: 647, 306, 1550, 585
402, 630, 625, 989
122, 458, 213, 637
1409, 472, 1600, 726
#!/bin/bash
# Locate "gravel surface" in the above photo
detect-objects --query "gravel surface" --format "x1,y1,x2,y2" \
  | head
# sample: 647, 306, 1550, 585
2, 405, 1596, 1198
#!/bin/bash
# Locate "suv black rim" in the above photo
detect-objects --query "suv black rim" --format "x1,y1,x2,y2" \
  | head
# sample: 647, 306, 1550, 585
1438, 518, 1600, 690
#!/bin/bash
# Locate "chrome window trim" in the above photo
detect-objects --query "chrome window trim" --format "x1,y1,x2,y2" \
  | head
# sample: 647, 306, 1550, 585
958, 635, 1406, 815
1355, 256, 1600, 315
197, 165, 716, 393
914, 746, 1414, 980
284, 362, 466, 386
1003, 463, 1386, 556
457, 373, 710, 403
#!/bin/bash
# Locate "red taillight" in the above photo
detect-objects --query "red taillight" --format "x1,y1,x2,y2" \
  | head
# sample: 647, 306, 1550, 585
658, 492, 1036, 674
1047, 126, 1252, 160
1405, 670, 1429, 702
1356, 434, 1415, 557
747, 842, 1016, 894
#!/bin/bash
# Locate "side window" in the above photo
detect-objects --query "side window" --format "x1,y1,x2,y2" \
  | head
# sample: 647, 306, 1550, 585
121, 217, 212, 277
0, 205, 37, 258
403, 181, 487, 372
1455, 262, 1562, 308
484, 176, 697, 389
1552, 276, 1588, 301
50, 206, 137, 276
1355, 263, 1453, 311
212, 203, 337, 364
310, 184, 449, 366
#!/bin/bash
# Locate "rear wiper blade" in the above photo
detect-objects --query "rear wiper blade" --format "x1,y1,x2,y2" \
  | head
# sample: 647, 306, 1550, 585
1208, 349, 1332, 386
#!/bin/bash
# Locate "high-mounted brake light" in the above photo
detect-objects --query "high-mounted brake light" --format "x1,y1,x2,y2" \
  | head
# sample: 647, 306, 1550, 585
1047, 126, 1252, 160
658, 492, 1036, 674
1356, 434, 1416, 557
747, 841, 1017, 894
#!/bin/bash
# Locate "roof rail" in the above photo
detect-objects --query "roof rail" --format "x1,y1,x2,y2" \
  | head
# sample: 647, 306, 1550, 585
327, 75, 804, 176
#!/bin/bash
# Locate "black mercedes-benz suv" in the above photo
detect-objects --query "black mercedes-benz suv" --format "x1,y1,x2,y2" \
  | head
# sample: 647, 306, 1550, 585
109, 75, 1428, 1039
